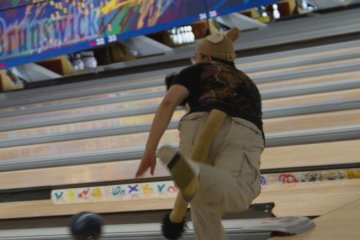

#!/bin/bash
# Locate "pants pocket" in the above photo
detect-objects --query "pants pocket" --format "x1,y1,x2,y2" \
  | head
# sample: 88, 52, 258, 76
241, 153, 261, 198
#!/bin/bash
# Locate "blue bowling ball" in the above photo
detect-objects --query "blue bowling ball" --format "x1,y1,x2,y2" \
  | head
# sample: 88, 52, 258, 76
69, 211, 103, 240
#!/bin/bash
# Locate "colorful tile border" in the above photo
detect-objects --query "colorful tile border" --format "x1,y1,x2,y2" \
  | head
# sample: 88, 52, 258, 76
52, 168, 360, 204
260, 168, 360, 185
52, 181, 178, 204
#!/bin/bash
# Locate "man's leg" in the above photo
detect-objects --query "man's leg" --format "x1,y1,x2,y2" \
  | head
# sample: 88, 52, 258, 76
191, 201, 228, 240
169, 113, 263, 239
159, 147, 253, 240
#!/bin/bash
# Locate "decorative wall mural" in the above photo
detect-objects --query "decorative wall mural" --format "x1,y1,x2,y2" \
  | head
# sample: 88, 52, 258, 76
0, 0, 278, 69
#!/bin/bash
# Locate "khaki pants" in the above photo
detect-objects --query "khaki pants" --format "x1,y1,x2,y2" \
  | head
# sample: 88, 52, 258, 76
178, 112, 264, 240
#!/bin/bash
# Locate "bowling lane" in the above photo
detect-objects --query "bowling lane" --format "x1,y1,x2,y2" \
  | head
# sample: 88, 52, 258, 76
1, 68, 358, 118
0, 85, 358, 132
1, 45, 359, 114
270, 199, 360, 240
0, 97, 164, 128
0, 129, 179, 161
2, 40, 359, 106
0, 89, 360, 160
263, 109, 360, 133
0, 85, 165, 114
258, 70, 360, 91
263, 89, 359, 109
0, 105, 358, 161
254, 179, 360, 217
249, 58, 360, 79
0, 139, 358, 190
0, 111, 186, 141
0, 73, 163, 105
1, 103, 358, 143
236, 44, 360, 70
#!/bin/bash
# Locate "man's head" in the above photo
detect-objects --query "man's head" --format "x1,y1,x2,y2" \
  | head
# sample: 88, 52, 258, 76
193, 27, 240, 64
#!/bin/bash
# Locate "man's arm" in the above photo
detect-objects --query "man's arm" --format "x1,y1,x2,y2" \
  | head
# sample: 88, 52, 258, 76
135, 84, 189, 177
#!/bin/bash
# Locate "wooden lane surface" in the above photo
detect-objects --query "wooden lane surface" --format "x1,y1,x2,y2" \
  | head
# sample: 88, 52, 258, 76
1, 107, 358, 142
270, 199, 360, 240
263, 88, 359, 108
1, 86, 358, 127
1, 68, 358, 119
261, 140, 360, 170
237, 45, 360, 69
258, 70, 360, 91
0, 179, 359, 220
0, 139, 358, 190
2, 43, 358, 106
263, 109, 360, 133
250, 58, 360, 79
0, 97, 164, 126
0, 87, 358, 160
0, 107, 359, 161
0, 111, 186, 141
1, 50, 359, 114
255, 179, 360, 217
0, 67, 358, 117
1, 67, 359, 139
0, 85, 166, 114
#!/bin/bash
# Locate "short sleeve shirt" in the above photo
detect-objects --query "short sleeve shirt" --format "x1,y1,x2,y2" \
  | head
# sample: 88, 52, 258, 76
171, 62, 264, 135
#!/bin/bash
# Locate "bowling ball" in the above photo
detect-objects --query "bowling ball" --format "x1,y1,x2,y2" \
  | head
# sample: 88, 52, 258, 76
69, 211, 103, 240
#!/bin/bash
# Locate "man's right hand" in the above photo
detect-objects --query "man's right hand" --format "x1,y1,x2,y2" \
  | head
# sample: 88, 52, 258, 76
135, 151, 157, 178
